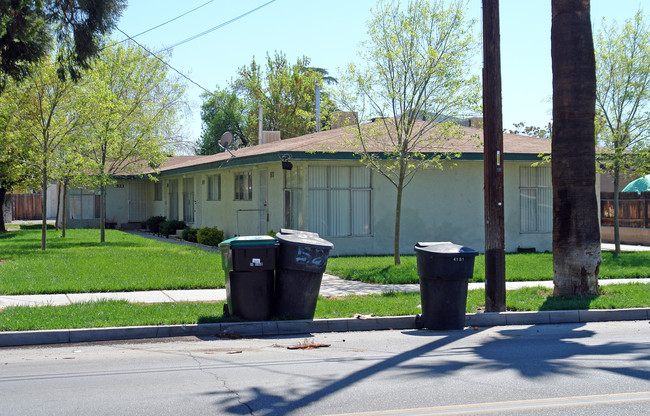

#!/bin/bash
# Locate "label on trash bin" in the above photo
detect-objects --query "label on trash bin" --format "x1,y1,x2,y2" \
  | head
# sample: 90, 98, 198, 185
250, 258, 263, 267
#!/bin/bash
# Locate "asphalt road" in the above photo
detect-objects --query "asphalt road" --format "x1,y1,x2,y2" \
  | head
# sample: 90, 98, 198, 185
2, 321, 650, 415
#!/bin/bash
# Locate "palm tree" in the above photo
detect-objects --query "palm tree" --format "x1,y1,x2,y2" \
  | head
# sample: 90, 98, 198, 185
551, 0, 601, 296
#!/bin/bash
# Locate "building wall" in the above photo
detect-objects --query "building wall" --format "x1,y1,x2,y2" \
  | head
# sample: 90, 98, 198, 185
142, 159, 562, 255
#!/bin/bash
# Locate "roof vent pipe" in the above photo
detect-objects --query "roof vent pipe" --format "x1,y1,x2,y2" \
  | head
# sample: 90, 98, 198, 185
258, 104, 263, 145
315, 84, 321, 132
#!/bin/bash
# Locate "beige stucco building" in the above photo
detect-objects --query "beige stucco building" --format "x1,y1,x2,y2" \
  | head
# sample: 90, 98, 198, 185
65, 122, 569, 256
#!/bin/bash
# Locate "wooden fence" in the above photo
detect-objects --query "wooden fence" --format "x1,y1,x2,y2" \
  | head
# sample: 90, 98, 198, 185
601, 192, 650, 229
12, 193, 42, 221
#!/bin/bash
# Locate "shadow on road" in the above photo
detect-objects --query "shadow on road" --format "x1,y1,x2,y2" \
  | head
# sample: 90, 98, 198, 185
205, 324, 650, 415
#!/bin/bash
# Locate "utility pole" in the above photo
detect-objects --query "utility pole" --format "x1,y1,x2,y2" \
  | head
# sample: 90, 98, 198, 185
482, 0, 506, 311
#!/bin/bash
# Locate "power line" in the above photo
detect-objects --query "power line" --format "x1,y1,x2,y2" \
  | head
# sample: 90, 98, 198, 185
116, 27, 213, 95
113, 0, 279, 95
154, 0, 277, 54
128, 0, 216, 40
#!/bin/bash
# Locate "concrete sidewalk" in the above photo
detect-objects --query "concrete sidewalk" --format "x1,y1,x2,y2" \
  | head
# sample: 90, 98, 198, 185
1, 275, 649, 347
3, 275, 650, 309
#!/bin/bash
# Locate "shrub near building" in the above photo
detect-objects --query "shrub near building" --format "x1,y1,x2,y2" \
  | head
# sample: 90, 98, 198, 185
197, 226, 225, 246
181, 227, 198, 243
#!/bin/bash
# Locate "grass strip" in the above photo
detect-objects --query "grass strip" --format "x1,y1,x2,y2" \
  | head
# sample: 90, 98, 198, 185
0, 228, 224, 294
326, 252, 650, 284
2, 283, 648, 332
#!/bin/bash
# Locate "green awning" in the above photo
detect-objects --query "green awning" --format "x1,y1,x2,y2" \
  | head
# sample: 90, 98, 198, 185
622, 174, 650, 193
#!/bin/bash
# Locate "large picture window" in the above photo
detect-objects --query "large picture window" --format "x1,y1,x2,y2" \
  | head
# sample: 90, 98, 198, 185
207, 174, 221, 201
520, 166, 552, 233
308, 166, 372, 237
234, 171, 253, 201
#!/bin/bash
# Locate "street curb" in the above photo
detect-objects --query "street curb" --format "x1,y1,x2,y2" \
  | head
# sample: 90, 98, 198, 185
2, 308, 649, 347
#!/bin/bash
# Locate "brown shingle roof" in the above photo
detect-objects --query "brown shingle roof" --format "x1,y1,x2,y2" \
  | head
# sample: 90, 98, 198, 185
155, 122, 551, 174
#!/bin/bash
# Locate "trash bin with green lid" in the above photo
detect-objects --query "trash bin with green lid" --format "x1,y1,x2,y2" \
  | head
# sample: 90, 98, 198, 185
414, 241, 478, 330
274, 229, 334, 320
219, 235, 278, 321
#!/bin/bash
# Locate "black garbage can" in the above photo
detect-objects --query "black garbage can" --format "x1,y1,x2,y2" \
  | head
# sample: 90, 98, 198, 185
219, 235, 278, 321
274, 229, 334, 320
414, 242, 478, 330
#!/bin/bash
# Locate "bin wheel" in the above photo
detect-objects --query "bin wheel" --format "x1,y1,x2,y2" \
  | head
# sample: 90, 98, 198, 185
222, 303, 230, 318
415, 314, 423, 329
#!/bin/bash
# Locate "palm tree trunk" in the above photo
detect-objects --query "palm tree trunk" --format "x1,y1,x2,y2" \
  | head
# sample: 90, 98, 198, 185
551, 0, 601, 296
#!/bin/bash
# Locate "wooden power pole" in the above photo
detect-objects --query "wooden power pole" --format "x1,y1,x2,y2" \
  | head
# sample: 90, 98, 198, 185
482, 0, 506, 312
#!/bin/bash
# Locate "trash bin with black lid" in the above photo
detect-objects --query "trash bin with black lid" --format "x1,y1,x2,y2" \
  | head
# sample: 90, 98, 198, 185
414, 242, 478, 330
219, 235, 278, 321
274, 229, 334, 320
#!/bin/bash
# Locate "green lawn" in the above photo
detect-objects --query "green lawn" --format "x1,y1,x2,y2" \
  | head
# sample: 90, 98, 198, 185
2, 283, 648, 331
326, 252, 650, 284
0, 228, 224, 295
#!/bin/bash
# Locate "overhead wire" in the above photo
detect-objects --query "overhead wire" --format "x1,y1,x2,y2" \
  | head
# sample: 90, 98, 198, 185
127, 0, 216, 40
115, 27, 213, 95
154, 0, 276, 54
114, 0, 279, 95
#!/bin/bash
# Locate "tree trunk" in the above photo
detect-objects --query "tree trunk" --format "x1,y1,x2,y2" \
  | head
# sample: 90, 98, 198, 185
551, 0, 601, 296
394, 179, 404, 266
62, 180, 68, 238
613, 162, 621, 255
100, 184, 106, 243
41, 167, 48, 251
0, 185, 7, 232
55, 182, 61, 231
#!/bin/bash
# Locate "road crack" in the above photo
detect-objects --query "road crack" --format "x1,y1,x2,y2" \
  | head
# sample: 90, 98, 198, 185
187, 351, 254, 415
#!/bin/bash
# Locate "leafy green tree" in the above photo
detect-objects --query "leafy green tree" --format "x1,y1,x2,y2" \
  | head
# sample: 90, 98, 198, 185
0, 0, 125, 90
197, 86, 247, 154
551, 0, 600, 296
595, 9, 650, 255
507, 122, 552, 139
0, 0, 125, 232
10, 59, 80, 249
78, 42, 187, 243
0, 81, 39, 232
338, 0, 480, 265
235, 52, 335, 142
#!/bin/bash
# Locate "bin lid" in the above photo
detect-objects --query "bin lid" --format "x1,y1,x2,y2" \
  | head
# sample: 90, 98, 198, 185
279, 228, 320, 238
414, 241, 478, 256
276, 231, 334, 249
219, 235, 278, 248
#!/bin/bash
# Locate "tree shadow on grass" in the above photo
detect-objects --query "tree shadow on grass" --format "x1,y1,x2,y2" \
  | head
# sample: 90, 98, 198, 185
539, 293, 598, 311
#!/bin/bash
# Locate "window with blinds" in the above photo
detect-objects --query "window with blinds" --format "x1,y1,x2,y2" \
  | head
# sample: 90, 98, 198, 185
308, 166, 372, 237
234, 171, 252, 201
207, 174, 221, 201
520, 166, 552, 233
284, 167, 303, 229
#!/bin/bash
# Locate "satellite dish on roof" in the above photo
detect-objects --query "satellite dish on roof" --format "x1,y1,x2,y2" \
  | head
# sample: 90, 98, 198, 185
219, 131, 233, 149
219, 131, 236, 157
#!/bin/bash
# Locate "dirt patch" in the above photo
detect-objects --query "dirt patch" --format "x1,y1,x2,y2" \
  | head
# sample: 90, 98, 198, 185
0, 259, 6, 265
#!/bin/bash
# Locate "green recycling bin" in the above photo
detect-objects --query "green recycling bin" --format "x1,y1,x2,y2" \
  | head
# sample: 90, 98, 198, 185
219, 235, 278, 321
